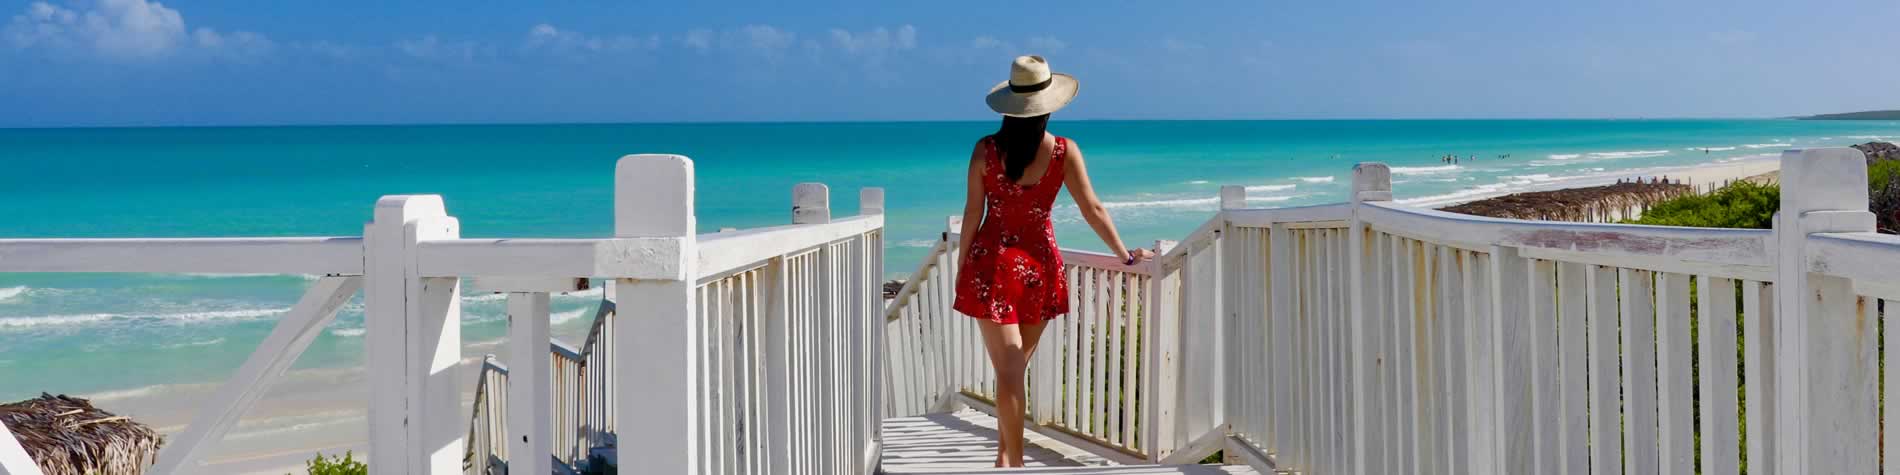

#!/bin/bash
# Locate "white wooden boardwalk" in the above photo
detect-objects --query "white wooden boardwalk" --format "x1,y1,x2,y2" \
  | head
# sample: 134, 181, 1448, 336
879, 411, 1257, 475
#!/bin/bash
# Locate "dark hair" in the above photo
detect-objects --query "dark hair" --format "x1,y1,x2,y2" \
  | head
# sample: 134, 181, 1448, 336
993, 114, 1050, 181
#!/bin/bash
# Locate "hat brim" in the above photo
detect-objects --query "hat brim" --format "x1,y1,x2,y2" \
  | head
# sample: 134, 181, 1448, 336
986, 73, 1078, 117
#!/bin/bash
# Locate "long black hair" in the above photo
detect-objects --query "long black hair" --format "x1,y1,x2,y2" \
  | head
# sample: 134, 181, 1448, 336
993, 114, 1050, 181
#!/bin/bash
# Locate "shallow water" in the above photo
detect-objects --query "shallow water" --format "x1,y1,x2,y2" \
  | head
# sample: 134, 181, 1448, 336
2, 119, 1897, 401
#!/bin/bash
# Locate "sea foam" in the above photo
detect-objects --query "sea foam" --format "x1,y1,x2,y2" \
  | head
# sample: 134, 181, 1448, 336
1389, 165, 1461, 175
0, 307, 291, 330
1294, 176, 1336, 183
0, 286, 25, 303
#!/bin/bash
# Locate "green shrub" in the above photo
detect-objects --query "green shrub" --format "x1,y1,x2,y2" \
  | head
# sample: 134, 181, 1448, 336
1626, 181, 1779, 229
1870, 159, 1900, 194
295, 451, 366, 475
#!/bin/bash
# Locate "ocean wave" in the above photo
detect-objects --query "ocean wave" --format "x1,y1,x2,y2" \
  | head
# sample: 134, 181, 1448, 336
551, 308, 591, 324
1742, 143, 1792, 149
1398, 182, 1516, 207
1245, 184, 1296, 192
159, 337, 226, 349
1184, 180, 1210, 185
1687, 147, 1737, 152
1389, 165, 1460, 175
1547, 154, 1581, 160
330, 327, 366, 337
1100, 196, 1219, 209
1588, 150, 1670, 159
0, 286, 25, 303
1294, 176, 1336, 183
0, 307, 291, 330
224, 411, 366, 440
895, 239, 938, 248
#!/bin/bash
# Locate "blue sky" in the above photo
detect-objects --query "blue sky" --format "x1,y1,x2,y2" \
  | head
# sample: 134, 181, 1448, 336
2, 0, 1896, 127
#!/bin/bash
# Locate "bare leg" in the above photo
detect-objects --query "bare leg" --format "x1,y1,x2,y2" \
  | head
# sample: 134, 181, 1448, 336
979, 319, 1051, 468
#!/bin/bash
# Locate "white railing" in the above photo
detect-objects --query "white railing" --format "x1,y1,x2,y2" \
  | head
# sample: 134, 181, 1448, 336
881, 222, 1190, 463
882, 147, 1900, 474
463, 296, 614, 474
0, 154, 885, 475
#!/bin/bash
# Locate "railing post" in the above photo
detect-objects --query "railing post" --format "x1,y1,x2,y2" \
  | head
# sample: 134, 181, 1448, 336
860, 187, 885, 475
1348, 163, 1390, 474
1216, 185, 1242, 464
1773, 147, 1875, 474
506, 292, 553, 475
363, 195, 462, 475
795, 183, 832, 224
614, 155, 699, 474
793, 183, 838, 474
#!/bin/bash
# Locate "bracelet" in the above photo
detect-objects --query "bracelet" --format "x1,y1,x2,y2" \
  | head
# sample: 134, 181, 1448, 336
1124, 256, 1137, 266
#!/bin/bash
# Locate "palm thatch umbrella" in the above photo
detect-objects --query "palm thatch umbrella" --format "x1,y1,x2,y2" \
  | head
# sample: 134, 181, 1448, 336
0, 394, 162, 475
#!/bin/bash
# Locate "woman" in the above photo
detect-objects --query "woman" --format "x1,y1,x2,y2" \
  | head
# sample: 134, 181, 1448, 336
952, 55, 1152, 468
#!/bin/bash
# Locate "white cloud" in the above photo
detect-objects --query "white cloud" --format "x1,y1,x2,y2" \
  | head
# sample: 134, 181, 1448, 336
522, 23, 658, 56
681, 28, 713, 52
396, 35, 488, 62
4, 0, 269, 60
971, 35, 1006, 50
733, 24, 794, 52
1026, 36, 1065, 53
828, 24, 917, 56
193, 27, 272, 57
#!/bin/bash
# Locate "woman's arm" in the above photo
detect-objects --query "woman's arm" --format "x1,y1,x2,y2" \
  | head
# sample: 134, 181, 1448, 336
957, 142, 985, 261
1062, 140, 1151, 264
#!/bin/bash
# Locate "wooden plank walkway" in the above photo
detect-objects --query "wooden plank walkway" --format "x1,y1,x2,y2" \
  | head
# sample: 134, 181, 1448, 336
879, 410, 1258, 475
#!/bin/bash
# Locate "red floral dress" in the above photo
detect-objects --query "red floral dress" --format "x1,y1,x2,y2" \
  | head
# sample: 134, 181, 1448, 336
953, 136, 1071, 325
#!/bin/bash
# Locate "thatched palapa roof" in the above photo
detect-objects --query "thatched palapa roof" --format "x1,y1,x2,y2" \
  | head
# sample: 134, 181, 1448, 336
1440, 181, 1695, 223
0, 394, 162, 475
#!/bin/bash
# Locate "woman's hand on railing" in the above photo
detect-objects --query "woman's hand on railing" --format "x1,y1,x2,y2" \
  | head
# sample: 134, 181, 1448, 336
1121, 248, 1155, 266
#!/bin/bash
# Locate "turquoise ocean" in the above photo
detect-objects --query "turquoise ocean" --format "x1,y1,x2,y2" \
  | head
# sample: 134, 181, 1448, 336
3, 119, 1898, 408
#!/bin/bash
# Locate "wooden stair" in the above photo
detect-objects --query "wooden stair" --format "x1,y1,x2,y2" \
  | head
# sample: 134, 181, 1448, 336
877, 411, 1257, 475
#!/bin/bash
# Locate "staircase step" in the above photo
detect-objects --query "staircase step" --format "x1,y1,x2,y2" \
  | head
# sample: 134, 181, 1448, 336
877, 410, 1257, 474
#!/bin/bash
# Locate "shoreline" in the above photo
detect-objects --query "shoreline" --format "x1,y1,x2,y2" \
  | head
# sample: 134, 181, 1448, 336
1399, 154, 1781, 209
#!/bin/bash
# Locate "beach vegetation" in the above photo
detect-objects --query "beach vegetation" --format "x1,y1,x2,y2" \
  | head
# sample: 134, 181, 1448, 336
1626, 181, 1779, 229
296, 451, 367, 475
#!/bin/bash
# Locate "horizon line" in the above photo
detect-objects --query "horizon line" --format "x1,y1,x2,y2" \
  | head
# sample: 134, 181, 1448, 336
0, 115, 1827, 131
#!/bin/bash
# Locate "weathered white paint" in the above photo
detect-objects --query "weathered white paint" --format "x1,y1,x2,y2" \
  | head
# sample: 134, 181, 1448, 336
417, 238, 685, 280
1774, 148, 1877, 474
1620, 268, 1659, 475
1698, 276, 1740, 475
615, 154, 700, 474
1655, 273, 1693, 475
0, 420, 43, 475
1586, 264, 1624, 475
1345, 162, 1390, 475
0, 237, 362, 275
150, 276, 363, 474
506, 292, 553, 475
362, 194, 463, 475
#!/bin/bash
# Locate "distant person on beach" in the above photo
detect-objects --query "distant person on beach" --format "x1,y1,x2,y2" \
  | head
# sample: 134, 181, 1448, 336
953, 55, 1151, 468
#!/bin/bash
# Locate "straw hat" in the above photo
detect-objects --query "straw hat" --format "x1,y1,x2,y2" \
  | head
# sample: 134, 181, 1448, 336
985, 55, 1079, 117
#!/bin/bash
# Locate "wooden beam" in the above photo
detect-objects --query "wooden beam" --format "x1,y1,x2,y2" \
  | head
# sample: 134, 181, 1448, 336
0, 237, 361, 275
0, 419, 44, 475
